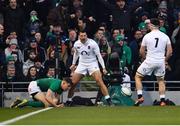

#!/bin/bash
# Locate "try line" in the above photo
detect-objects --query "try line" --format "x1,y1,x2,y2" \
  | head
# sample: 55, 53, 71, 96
0, 107, 53, 125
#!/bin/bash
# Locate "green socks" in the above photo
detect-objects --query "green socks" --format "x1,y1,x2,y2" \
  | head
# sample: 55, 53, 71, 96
27, 101, 45, 107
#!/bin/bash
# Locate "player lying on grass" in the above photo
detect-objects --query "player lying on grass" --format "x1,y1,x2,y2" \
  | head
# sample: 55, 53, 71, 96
10, 77, 72, 108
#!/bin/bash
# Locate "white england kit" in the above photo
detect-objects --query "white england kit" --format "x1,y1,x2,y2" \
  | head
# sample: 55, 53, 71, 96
137, 30, 171, 77
72, 38, 105, 75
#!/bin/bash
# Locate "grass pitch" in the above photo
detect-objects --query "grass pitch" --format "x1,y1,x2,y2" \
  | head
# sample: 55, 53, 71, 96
0, 106, 180, 125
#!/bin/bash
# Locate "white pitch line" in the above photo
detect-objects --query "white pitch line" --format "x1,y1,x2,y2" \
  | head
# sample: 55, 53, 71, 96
0, 107, 53, 125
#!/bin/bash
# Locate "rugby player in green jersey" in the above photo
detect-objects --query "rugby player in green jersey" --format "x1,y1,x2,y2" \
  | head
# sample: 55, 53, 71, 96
10, 77, 72, 108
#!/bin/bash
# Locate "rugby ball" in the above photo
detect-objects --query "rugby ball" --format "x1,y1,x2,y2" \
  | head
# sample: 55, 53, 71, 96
121, 87, 132, 96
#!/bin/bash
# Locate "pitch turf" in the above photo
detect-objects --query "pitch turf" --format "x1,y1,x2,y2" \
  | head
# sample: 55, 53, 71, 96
0, 106, 180, 125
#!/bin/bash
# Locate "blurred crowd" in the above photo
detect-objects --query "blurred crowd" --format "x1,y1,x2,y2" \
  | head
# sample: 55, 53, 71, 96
0, 0, 180, 89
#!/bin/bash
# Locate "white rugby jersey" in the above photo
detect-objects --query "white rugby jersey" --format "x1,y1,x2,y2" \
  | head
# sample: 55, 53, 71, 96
142, 30, 171, 63
73, 38, 105, 68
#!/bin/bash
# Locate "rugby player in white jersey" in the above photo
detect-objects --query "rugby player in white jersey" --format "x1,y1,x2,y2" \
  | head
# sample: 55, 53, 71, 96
67, 30, 113, 106
135, 18, 173, 106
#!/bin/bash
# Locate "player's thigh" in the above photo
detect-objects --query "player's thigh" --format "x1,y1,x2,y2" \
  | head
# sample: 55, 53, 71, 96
72, 72, 84, 85
136, 61, 154, 76
91, 70, 103, 84
88, 62, 100, 75
75, 64, 87, 75
154, 62, 165, 77
34, 92, 49, 104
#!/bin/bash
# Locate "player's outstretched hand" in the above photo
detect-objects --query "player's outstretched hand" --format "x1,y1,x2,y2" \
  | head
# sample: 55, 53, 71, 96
56, 103, 64, 108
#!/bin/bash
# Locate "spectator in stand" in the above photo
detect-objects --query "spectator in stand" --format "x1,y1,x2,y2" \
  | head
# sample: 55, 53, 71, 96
23, 50, 37, 76
35, 32, 44, 49
94, 29, 104, 44
24, 10, 42, 45
24, 66, 39, 82
1, 55, 23, 79
44, 48, 67, 79
23, 37, 46, 64
98, 22, 111, 41
47, 0, 70, 32
44, 66, 56, 78
109, 34, 132, 71
69, 0, 83, 14
171, 12, 180, 45
82, 0, 111, 29
98, 36, 111, 67
34, 0, 54, 26
34, 59, 44, 76
159, 17, 167, 34
66, 29, 78, 76
46, 23, 68, 66
68, 0, 83, 29
99, 0, 151, 40
138, 21, 148, 36
0, 24, 6, 68
1, 64, 24, 91
5, 31, 17, 45
137, 11, 149, 31
116, 35, 132, 69
109, 28, 120, 47
0, 0, 25, 40
1, 64, 20, 82
4, 38, 23, 63
170, 12, 180, 81
129, 30, 143, 77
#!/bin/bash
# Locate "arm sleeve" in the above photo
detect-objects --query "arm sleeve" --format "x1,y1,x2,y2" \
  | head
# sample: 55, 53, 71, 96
141, 36, 147, 46
72, 47, 79, 65
93, 42, 105, 69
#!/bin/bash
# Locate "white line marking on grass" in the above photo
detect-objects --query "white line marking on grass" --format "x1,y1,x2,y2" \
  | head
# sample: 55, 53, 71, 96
0, 107, 53, 125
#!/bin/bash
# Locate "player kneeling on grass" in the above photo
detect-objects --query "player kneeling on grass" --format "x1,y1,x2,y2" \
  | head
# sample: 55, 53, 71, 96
10, 77, 72, 108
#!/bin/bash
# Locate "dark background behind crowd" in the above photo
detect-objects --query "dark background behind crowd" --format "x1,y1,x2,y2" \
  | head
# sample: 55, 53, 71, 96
0, 0, 180, 89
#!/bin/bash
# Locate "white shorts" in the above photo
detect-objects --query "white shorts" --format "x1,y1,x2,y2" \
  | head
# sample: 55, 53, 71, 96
75, 62, 100, 75
137, 60, 165, 77
28, 81, 41, 95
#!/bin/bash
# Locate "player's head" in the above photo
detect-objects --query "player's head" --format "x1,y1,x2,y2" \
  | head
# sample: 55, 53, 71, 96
149, 18, 160, 30
79, 30, 87, 43
61, 77, 73, 91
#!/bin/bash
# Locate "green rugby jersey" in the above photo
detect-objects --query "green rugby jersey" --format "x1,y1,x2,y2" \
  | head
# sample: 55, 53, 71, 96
36, 78, 63, 94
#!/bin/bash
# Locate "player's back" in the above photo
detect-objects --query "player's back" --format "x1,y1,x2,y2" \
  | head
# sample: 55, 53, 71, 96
36, 78, 61, 91
142, 30, 170, 63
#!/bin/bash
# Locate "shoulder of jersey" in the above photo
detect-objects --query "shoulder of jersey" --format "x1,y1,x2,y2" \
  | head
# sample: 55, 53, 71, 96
88, 38, 97, 44
74, 40, 81, 45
